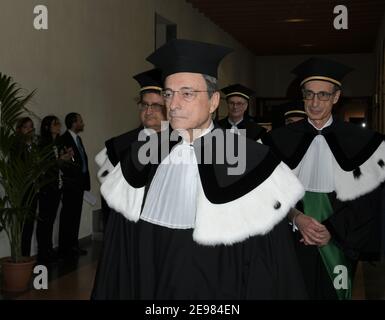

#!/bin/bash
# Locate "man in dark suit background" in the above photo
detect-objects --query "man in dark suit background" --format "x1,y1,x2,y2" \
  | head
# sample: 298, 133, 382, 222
58, 112, 90, 258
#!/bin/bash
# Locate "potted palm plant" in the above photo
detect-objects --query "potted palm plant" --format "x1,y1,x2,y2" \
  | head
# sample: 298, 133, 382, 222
0, 73, 55, 292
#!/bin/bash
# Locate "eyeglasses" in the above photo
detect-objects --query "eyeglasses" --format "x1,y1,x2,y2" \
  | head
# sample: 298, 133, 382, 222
302, 89, 336, 101
161, 89, 212, 102
228, 101, 247, 108
138, 102, 165, 110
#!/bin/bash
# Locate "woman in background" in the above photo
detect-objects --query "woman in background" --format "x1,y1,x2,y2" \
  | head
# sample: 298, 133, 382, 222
36, 115, 73, 264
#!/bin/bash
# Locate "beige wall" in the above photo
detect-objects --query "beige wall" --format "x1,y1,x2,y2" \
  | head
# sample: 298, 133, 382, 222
0, 0, 256, 257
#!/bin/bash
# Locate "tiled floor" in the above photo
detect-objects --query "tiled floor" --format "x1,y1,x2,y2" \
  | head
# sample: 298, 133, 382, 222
1, 239, 384, 300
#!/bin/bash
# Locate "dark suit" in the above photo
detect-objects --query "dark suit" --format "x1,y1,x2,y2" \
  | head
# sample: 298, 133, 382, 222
217, 117, 266, 141
58, 131, 90, 255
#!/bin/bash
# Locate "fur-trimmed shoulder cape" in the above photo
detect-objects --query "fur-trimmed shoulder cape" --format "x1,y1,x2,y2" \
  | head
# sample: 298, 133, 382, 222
263, 119, 385, 201
263, 119, 385, 260
100, 126, 304, 245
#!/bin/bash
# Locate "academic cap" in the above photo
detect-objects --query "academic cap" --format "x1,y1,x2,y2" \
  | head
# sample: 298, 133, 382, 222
221, 84, 255, 100
283, 101, 307, 119
292, 57, 353, 87
146, 39, 233, 79
133, 68, 162, 93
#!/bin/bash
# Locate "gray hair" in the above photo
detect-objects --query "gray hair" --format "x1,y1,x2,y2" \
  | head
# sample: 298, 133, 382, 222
202, 74, 218, 99
333, 84, 341, 92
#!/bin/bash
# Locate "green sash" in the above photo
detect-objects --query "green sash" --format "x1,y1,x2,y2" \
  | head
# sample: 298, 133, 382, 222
302, 191, 352, 300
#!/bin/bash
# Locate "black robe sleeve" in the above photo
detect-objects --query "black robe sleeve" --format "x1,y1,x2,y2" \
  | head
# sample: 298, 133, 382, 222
323, 184, 384, 261
91, 210, 137, 299
245, 219, 308, 299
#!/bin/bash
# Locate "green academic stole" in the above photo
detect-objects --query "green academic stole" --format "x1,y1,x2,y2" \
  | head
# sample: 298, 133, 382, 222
302, 191, 352, 300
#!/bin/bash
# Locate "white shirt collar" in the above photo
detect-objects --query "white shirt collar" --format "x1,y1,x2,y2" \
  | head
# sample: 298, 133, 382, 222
179, 121, 214, 144
143, 127, 155, 136
69, 129, 78, 142
308, 115, 333, 131
228, 117, 243, 127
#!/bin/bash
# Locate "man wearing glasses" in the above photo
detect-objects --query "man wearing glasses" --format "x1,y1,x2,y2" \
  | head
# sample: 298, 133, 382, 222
263, 57, 385, 299
95, 68, 166, 176
92, 39, 308, 299
94, 68, 166, 225
218, 84, 266, 141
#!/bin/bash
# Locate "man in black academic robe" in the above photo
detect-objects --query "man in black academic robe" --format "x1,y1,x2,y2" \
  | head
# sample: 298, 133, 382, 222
95, 69, 166, 227
92, 39, 307, 300
96, 68, 165, 171
263, 57, 385, 299
218, 84, 266, 141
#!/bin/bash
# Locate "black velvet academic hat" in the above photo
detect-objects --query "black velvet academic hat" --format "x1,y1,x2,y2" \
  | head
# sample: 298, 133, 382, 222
221, 84, 255, 100
292, 57, 353, 87
133, 68, 162, 93
283, 101, 307, 120
146, 39, 233, 79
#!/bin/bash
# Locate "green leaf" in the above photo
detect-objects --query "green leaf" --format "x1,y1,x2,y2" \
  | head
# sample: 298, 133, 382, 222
0, 72, 56, 262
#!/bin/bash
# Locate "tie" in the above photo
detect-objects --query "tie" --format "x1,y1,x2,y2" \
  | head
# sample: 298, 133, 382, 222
76, 135, 87, 173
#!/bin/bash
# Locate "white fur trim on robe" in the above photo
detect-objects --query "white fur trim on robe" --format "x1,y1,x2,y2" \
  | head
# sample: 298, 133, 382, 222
334, 141, 385, 201
193, 162, 305, 246
100, 163, 144, 221
95, 147, 115, 184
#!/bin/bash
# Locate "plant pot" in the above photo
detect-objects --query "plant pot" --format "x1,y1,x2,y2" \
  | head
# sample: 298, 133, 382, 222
1, 257, 36, 293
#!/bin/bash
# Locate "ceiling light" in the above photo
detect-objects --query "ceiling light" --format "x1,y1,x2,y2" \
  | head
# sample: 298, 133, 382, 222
284, 18, 308, 23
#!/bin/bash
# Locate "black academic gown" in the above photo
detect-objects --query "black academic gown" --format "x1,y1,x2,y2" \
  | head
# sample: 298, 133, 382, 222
263, 118, 385, 299
104, 126, 143, 167
99, 126, 144, 230
217, 117, 266, 141
92, 126, 307, 300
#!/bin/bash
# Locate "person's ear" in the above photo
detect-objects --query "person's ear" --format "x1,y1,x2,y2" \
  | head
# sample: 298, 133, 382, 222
209, 91, 220, 114
333, 90, 341, 104
243, 101, 249, 112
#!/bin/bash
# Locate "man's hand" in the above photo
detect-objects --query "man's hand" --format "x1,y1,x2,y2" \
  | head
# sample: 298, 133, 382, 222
315, 228, 331, 247
296, 214, 331, 246
60, 147, 74, 161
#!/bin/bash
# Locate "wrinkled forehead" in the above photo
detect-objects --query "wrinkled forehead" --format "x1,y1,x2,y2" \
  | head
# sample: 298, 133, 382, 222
141, 92, 164, 104
164, 72, 206, 89
303, 80, 336, 91
227, 95, 248, 104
